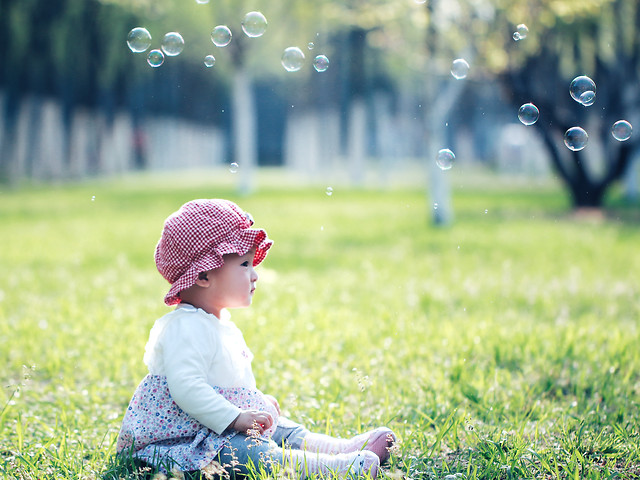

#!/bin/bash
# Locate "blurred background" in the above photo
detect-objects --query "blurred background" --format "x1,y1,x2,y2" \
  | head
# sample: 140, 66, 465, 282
1, 0, 639, 215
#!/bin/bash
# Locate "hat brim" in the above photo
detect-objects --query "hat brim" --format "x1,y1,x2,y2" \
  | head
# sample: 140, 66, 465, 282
163, 228, 272, 306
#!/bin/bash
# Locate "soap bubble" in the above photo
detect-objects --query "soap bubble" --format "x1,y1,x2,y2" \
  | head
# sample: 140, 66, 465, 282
451, 59, 469, 80
211, 25, 232, 47
513, 24, 528, 41
161, 32, 184, 56
229, 162, 239, 173
579, 90, 596, 106
325, 187, 333, 196
436, 149, 455, 170
242, 11, 267, 38
127, 27, 152, 53
204, 55, 216, 67
569, 76, 596, 105
147, 49, 165, 68
313, 55, 330, 72
612, 120, 632, 141
307, 42, 315, 50
281, 47, 305, 72
564, 127, 588, 151
196, 0, 209, 3
518, 103, 539, 126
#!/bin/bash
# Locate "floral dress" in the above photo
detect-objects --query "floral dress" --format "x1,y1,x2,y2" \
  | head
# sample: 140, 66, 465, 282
116, 374, 279, 472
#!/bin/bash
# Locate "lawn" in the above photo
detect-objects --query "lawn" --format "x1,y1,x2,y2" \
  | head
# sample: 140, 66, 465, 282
0, 169, 639, 479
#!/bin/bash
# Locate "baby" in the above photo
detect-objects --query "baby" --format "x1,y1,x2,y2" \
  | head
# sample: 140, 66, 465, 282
116, 199, 396, 477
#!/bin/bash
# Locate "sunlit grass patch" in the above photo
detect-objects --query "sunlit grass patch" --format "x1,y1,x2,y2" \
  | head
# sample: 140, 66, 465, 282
1, 172, 639, 479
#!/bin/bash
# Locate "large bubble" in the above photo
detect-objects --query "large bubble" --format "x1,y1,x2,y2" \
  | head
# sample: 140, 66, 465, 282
242, 11, 267, 38
147, 49, 165, 68
518, 103, 539, 126
211, 25, 232, 47
451, 59, 469, 80
611, 120, 632, 142
564, 127, 589, 151
161, 32, 184, 56
436, 149, 455, 170
569, 76, 596, 106
281, 47, 305, 72
127, 27, 152, 53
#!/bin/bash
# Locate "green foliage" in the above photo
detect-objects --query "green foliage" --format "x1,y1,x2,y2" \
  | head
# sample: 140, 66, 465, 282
0, 172, 639, 479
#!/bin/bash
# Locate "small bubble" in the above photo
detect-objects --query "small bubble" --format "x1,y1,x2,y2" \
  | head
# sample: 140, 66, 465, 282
91, 196, 95, 202
161, 32, 184, 56
325, 186, 333, 196
204, 55, 216, 67
433, 203, 439, 210
518, 103, 539, 126
513, 23, 528, 40
569, 76, 596, 105
147, 49, 165, 68
211, 25, 232, 47
564, 127, 589, 151
579, 90, 596, 107
313, 55, 330, 72
450, 58, 469, 80
229, 162, 239, 173
281, 47, 305, 72
241, 11, 267, 38
307, 42, 315, 50
127, 27, 152, 53
612, 120, 632, 141
436, 148, 455, 170
484, 209, 488, 214
196, 0, 209, 3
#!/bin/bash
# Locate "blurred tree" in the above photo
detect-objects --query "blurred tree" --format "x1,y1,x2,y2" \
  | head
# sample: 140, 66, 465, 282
0, 0, 141, 180
427, 0, 639, 209
320, 0, 639, 210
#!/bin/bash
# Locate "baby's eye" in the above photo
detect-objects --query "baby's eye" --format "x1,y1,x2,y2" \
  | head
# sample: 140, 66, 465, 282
241, 261, 250, 267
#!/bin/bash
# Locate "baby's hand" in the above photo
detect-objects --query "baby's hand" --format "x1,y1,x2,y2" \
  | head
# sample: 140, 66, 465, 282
231, 410, 274, 435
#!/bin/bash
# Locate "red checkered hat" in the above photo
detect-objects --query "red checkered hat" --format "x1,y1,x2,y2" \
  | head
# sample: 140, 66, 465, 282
155, 199, 273, 306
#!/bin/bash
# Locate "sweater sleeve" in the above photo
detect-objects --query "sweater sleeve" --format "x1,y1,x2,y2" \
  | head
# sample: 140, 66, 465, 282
161, 315, 241, 434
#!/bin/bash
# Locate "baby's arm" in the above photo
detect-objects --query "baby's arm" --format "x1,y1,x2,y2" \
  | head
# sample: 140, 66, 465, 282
162, 317, 242, 434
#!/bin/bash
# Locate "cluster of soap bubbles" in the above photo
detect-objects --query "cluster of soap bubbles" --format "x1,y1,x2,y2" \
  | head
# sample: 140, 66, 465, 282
281, 47, 330, 73
127, 10, 329, 75
515, 74, 632, 151
126, 27, 185, 67
564, 76, 632, 150
562, 76, 596, 150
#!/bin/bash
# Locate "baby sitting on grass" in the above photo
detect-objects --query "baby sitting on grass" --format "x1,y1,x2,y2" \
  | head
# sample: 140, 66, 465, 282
116, 199, 396, 478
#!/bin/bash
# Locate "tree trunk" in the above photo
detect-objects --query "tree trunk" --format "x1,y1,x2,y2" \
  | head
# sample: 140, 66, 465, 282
231, 66, 257, 195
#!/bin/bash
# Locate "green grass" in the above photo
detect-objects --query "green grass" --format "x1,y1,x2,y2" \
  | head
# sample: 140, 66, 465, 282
1, 170, 639, 479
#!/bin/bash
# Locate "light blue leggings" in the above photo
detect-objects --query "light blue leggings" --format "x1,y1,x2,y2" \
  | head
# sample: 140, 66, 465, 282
216, 417, 310, 478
